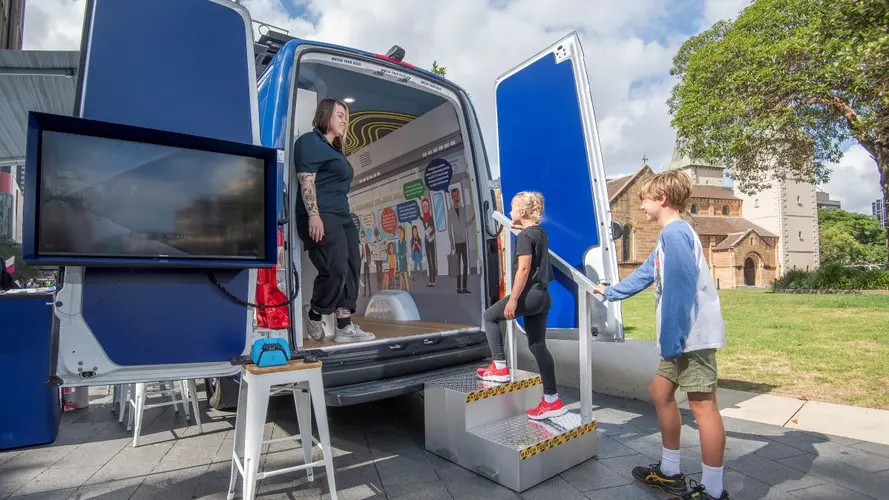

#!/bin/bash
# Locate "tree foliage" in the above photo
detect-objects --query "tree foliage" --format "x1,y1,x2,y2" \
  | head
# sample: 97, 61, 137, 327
0, 238, 40, 282
668, 0, 889, 259
817, 208, 887, 265
430, 60, 447, 77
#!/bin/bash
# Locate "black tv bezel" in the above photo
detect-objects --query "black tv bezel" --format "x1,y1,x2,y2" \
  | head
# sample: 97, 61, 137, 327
21, 111, 279, 269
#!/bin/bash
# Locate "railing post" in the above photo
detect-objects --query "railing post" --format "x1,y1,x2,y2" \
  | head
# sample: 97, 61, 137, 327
578, 291, 593, 422
503, 226, 517, 383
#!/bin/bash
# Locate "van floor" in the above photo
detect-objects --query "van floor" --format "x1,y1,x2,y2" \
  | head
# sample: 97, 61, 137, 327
302, 316, 478, 349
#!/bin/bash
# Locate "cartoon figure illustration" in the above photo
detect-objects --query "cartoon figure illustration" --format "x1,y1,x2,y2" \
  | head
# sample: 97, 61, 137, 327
410, 225, 423, 280
396, 225, 409, 281
373, 228, 386, 291
387, 242, 396, 282
359, 231, 371, 296
421, 197, 437, 287
447, 188, 474, 294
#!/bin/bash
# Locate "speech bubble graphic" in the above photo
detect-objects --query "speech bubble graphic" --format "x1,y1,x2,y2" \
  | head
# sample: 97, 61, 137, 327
380, 207, 397, 235
424, 158, 453, 192
396, 200, 420, 223
402, 179, 425, 200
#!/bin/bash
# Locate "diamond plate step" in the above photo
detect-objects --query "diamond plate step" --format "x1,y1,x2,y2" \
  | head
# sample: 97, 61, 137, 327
464, 411, 598, 491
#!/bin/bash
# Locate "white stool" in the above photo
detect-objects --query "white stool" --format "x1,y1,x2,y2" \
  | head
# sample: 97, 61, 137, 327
124, 380, 203, 447
227, 360, 336, 500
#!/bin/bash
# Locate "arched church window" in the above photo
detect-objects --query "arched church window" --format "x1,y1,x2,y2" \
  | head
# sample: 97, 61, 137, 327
722, 206, 729, 216
690, 204, 698, 214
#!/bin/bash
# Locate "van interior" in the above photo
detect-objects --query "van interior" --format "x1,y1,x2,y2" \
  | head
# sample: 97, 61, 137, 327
291, 57, 487, 349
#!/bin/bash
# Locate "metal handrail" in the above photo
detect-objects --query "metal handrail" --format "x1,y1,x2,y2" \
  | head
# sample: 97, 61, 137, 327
492, 211, 596, 422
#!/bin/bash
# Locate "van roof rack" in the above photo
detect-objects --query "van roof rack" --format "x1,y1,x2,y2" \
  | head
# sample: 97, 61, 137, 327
253, 22, 296, 80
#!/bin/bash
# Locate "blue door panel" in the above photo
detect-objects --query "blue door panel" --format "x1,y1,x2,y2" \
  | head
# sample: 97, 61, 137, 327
496, 53, 599, 329
78, 0, 256, 366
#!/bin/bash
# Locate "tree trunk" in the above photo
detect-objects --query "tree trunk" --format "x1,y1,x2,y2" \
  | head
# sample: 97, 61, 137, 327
876, 144, 889, 268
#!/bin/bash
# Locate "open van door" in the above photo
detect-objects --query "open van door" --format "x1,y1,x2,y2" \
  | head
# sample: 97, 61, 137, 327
494, 32, 623, 341
49, 0, 261, 386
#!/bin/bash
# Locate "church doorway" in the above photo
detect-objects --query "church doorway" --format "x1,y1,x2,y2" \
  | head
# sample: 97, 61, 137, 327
743, 257, 756, 286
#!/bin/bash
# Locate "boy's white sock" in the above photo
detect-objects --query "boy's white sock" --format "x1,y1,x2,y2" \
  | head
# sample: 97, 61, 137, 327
701, 464, 724, 498
544, 393, 559, 404
660, 447, 681, 477
493, 360, 507, 370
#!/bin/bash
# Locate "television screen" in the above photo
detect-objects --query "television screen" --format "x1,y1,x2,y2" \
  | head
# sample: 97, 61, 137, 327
37, 131, 267, 262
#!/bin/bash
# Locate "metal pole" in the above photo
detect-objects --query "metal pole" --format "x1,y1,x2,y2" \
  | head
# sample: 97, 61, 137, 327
503, 228, 516, 382
578, 291, 593, 422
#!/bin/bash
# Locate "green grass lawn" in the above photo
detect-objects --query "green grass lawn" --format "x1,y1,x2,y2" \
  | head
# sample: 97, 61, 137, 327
620, 289, 889, 410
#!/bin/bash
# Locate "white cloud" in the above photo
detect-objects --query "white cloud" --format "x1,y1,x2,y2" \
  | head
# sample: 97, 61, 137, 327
22, 0, 752, 183
821, 144, 882, 215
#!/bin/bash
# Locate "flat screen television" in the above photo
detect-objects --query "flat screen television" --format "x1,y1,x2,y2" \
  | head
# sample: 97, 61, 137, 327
22, 112, 278, 268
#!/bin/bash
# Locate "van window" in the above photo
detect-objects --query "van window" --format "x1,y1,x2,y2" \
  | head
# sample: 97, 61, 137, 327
291, 55, 485, 347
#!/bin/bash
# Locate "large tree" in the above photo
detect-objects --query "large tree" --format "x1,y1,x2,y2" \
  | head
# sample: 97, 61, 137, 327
818, 208, 888, 265
668, 0, 889, 263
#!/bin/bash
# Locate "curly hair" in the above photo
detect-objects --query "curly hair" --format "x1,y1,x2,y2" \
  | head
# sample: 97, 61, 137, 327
512, 191, 545, 224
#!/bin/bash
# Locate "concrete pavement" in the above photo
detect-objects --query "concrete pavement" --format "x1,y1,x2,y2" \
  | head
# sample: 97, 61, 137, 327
2, 384, 889, 499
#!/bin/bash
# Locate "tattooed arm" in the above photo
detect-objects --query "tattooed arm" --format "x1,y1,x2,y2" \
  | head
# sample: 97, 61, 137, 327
297, 172, 319, 217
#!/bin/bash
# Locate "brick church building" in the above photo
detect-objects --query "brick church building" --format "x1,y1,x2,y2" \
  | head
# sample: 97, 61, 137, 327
607, 159, 785, 288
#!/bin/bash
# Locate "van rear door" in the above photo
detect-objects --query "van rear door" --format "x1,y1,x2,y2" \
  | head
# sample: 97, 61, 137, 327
50, 0, 259, 386
494, 32, 623, 341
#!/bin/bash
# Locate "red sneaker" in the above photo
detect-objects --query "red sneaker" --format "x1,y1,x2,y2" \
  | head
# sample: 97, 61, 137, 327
527, 397, 568, 420
476, 362, 510, 383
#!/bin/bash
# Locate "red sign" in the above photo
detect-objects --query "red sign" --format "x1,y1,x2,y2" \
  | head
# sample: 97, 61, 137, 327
0, 173, 12, 195
381, 207, 397, 235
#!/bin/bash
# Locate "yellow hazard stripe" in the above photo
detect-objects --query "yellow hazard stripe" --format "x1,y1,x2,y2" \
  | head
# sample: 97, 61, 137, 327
519, 420, 598, 460
465, 376, 542, 403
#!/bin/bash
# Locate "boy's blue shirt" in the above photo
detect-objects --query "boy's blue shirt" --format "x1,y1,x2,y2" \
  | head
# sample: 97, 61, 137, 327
605, 220, 725, 359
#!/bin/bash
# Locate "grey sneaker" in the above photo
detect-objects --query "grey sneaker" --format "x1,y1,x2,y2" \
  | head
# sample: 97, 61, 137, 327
334, 322, 376, 343
304, 311, 325, 341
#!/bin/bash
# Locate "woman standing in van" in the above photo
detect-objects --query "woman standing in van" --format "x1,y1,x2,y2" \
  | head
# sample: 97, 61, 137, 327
294, 98, 375, 344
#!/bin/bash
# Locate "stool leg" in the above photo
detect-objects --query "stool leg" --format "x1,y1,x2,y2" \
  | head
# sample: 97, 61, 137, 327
179, 381, 192, 422
188, 379, 203, 434
227, 377, 249, 500
243, 376, 269, 500
292, 388, 314, 482
117, 385, 128, 423
132, 383, 146, 447
309, 372, 336, 500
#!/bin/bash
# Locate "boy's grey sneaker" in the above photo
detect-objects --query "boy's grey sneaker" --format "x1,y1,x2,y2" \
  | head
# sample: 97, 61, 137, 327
681, 480, 729, 499
304, 312, 325, 341
631, 462, 688, 496
334, 322, 376, 343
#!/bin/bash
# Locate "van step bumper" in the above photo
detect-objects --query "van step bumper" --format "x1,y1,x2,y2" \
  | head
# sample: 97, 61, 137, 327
324, 360, 489, 407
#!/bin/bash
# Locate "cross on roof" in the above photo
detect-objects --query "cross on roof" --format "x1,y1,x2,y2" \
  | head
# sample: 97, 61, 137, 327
642, 154, 648, 165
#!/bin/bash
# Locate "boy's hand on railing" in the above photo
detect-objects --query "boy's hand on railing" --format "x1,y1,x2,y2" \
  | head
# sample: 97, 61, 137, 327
592, 283, 607, 296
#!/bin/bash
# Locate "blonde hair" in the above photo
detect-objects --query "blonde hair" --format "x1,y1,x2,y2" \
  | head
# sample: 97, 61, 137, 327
639, 170, 693, 210
512, 191, 544, 224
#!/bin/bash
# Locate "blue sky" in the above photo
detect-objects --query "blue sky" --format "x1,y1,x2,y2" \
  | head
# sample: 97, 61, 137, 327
21, 0, 883, 214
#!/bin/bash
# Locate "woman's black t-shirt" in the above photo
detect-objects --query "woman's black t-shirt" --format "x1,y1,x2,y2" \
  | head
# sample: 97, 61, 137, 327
293, 128, 353, 217
514, 225, 552, 291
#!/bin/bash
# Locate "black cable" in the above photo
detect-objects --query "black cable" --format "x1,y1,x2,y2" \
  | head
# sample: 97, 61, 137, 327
207, 267, 300, 309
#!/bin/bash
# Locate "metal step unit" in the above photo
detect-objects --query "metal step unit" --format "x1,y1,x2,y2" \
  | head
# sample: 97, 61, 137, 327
424, 369, 597, 492
423, 211, 606, 492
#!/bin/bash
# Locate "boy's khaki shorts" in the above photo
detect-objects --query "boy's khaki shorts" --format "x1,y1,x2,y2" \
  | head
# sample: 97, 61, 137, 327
656, 348, 718, 393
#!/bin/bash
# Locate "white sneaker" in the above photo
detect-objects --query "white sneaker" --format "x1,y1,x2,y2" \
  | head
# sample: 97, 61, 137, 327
304, 311, 325, 341
334, 322, 376, 343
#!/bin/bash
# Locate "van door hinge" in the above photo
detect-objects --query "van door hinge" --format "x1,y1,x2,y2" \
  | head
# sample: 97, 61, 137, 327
490, 178, 501, 189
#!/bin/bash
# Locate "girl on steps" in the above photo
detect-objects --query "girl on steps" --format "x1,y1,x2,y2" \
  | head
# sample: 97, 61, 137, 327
477, 192, 565, 420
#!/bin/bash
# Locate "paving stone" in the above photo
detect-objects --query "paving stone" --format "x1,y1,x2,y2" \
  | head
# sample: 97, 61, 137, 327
560, 457, 632, 492
850, 441, 889, 461
593, 433, 639, 459
6, 486, 77, 500
723, 453, 826, 492
128, 465, 208, 500
518, 476, 586, 500
67, 477, 144, 500
385, 481, 454, 500
778, 452, 889, 499
582, 484, 660, 499
788, 483, 867, 499
9, 465, 100, 497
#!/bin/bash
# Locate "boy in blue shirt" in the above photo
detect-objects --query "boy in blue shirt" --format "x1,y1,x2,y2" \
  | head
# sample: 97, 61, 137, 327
594, 170, 728, 500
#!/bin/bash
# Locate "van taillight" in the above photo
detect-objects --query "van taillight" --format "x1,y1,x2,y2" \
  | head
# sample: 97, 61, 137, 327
373, 54, 416, 69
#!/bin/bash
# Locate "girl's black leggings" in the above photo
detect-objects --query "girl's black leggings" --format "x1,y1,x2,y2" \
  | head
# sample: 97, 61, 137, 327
483, 288, 556, 395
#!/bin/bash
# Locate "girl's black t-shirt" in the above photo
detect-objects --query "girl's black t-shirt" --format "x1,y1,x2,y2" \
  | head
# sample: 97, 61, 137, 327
514, 225, 552, 291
